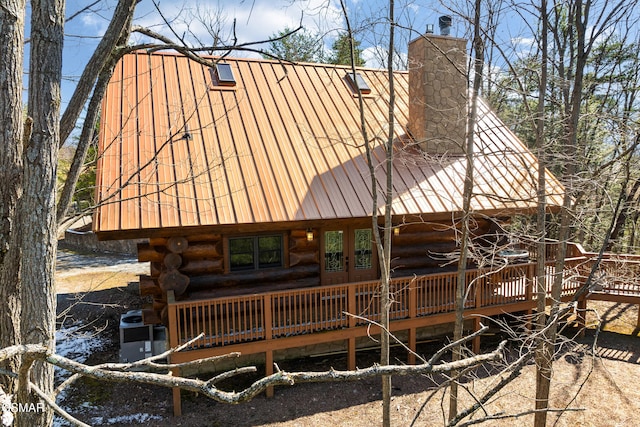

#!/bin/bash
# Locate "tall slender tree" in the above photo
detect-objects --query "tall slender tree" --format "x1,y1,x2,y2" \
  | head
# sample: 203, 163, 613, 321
449, 0, 483, 421
337, 0, 394, 424
533, 1, 551, 425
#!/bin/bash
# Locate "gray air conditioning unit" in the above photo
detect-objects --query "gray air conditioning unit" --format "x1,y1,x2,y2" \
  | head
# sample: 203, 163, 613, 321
119, 310, 167, 363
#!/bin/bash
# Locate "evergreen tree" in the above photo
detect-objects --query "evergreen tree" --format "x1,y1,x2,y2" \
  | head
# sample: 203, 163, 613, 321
263, 27, 325, 63
329, 32, 366, 66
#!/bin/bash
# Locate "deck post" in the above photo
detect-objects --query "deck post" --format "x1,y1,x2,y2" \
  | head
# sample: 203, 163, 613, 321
166, 291, 182, 416
265, 350, 274, 397
475, 271, 483, 309
526, 263, 534, 301
408, 279, 417, 318
408, 280, 417, 364
348, 337, 356, 370
347, 284, 357, 369
263, 295, 274, 397
264, 295, 272, 340
472, 317, 481, 354
525, 263, 535, 332
172, 369, 182, 416
408, 328, 416, 365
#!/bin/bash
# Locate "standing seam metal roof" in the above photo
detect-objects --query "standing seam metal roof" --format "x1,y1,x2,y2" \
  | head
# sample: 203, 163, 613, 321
94, 51, 564, 235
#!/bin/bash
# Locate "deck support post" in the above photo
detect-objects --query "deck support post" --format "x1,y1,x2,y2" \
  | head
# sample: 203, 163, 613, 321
265, 350, 274, 397
347, 337, 356, 370
172, 368, 182, 416
347, 283, 357, 370
407, 328, 416, 364
167, 291, 182, 416
472, 317, 481, 354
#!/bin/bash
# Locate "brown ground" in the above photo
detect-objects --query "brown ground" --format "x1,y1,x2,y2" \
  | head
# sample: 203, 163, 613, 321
55, 248, 640, 426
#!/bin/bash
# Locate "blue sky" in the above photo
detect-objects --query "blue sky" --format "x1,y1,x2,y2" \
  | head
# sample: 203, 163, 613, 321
46, 0, 640, 128
58, 0, 454, 108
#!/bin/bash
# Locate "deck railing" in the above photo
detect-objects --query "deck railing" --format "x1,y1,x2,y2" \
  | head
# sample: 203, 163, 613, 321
167, 258, 591, 351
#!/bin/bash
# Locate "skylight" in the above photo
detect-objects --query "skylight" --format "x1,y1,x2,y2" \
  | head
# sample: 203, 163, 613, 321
346, 72, 371, 94
211, 63, 236, 86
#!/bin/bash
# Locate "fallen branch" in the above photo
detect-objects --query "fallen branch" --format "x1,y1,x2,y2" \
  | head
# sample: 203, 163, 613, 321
55, 332, 241, 395
456, 407, 585, 426
0, 339, 506, 408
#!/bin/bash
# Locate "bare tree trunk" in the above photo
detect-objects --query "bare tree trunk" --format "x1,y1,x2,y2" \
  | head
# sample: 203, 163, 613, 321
14, 0, 64, 425
56, 0, 138, 225
338, 0, 395, 424
533, 1, 550, 425
380, 3, 396, 424
0, 0, 27, 395
535, 2, 588, 426
449, 1, 482, 421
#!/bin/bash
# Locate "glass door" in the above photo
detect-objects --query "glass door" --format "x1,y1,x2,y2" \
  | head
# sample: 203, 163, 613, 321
350, 228, 376, 282
321, 227, 377, 285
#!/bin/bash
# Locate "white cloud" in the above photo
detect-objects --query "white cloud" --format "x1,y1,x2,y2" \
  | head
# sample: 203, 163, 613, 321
362, 45, 408, 70
130, 0, 343, 56
363, 45, 384, 68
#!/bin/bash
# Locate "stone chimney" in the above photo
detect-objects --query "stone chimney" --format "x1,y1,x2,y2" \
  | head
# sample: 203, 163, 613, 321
408, 26, 468, 155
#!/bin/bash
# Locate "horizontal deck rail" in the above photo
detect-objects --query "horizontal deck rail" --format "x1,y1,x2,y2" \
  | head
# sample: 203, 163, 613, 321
167, 259, 589, 351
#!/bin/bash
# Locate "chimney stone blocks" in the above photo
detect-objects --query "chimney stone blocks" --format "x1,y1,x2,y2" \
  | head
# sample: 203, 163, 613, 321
408, 35, 468, 155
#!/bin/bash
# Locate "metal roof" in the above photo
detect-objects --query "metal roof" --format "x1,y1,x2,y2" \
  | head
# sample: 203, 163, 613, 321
94, 51, 564, 237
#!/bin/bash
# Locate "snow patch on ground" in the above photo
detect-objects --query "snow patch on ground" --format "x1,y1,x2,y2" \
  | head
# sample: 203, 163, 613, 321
53, 324, 105, 427
52, 323, 166, 426
55, 324, 107, 381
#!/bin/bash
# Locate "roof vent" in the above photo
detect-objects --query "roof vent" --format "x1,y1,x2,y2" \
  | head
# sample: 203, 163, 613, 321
346, 72, 371, 94
439, 15, 452, 36
426, 24, 435, 34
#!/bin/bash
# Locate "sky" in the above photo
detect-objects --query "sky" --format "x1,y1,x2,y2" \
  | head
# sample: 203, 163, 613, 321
37, 0, 640, 138
58, 0, 453, 109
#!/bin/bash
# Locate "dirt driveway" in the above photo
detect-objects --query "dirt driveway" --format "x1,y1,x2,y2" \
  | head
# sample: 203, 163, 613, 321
55, 248, 148, 294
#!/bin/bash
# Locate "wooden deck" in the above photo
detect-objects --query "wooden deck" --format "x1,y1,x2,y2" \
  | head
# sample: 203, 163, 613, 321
166, 258, 587, 364
165, 246, 640, 415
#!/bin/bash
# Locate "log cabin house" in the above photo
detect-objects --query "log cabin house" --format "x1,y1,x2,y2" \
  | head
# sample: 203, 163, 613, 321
93, 32, 587, 413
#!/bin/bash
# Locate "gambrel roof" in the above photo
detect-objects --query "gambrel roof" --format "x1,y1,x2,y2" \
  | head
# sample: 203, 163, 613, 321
94, 50, 563, 238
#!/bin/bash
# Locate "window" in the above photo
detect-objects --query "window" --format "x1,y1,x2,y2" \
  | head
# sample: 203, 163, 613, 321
210, 63, 236, 87
324, 230, 344, 272
229, 235, 283, 271
354, 229, 372, 269
346, 72, 371, 94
